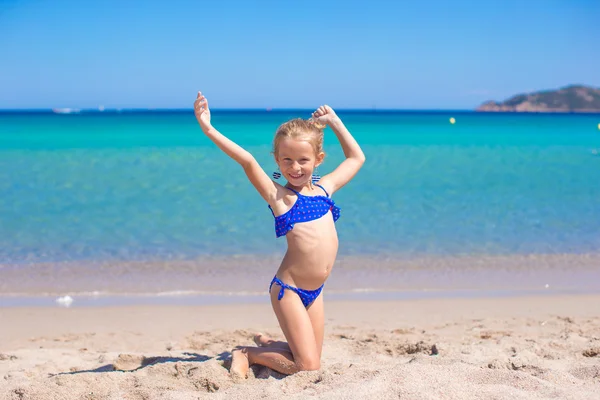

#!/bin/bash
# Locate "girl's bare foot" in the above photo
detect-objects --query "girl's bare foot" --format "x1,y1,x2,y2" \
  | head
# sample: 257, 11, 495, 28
253, 333, 272, 347
230, 347, 250, 382
253, 332, 291, 352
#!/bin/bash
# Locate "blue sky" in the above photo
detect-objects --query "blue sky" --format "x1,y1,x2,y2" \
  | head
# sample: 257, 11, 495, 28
1, 0, 598, 109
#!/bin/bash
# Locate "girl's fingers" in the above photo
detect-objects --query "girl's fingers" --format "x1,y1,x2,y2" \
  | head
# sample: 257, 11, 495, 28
194, 102, 207, 114
195, 91, 208, 108
195, 99, 208, 110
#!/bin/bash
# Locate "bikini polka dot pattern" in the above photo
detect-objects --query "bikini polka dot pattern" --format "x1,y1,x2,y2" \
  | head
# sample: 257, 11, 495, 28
269, 276, 323, 308
268, 184, 341, 237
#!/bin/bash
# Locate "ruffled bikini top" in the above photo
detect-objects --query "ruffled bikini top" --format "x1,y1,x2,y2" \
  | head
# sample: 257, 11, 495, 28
268, 184, 340, 237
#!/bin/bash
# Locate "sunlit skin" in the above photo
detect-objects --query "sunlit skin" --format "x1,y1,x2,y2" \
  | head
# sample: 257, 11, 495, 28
275, 138, 323, 190
194, 93, 365, 378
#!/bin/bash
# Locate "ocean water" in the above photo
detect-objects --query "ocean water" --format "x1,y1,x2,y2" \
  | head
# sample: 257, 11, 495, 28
1, 111, 600, 302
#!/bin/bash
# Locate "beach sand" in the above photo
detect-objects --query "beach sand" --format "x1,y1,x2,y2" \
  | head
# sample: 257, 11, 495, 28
1, 295, 599, 399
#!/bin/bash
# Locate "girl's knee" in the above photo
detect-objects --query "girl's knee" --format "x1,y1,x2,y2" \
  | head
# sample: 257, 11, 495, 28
295, 356, 320, 372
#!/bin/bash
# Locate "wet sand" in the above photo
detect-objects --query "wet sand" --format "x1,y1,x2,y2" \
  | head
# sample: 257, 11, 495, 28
2, 253, 600, 297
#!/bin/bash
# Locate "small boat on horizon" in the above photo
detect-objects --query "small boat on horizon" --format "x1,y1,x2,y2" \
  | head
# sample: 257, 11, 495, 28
52, 108, 81, 114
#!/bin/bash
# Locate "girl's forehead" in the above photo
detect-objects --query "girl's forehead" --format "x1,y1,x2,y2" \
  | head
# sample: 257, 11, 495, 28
277, 138, 314, 155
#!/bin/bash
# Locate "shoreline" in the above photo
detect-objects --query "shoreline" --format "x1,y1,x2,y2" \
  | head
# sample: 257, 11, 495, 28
2, 253, 600, 300
0, 286, 595, 308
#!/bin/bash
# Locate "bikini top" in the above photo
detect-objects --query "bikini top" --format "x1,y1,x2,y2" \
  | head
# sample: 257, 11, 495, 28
268, 184, 341, 237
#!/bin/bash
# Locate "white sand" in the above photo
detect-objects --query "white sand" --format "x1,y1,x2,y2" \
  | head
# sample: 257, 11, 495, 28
1, 295, 599, 399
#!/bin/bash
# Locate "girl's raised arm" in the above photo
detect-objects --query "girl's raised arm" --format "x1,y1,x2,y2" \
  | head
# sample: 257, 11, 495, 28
194, 92, 278, 203
313, 105, 366, 194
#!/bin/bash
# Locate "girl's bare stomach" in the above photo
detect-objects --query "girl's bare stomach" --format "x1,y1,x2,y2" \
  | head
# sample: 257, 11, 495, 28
275, 219, 339, 290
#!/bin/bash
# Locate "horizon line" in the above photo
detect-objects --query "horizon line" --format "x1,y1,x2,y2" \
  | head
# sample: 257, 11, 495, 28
0, 107, 475, 112
1, 108, 599, 116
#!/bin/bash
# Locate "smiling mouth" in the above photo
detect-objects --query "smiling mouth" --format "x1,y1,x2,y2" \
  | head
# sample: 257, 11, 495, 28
289, 173, 304, 179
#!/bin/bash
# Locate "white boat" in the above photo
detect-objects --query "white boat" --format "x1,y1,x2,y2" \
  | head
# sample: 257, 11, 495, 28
52, 108, 80, 114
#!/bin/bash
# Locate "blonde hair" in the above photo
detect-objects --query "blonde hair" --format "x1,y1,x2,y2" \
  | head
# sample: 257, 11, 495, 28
272, 118, 325, 157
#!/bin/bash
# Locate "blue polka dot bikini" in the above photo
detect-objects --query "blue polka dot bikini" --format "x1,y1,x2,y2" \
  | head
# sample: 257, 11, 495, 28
267, 184, 340, 307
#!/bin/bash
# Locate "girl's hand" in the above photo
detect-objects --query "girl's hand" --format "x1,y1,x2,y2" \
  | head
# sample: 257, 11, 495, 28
194, 91, 212, 132
311, 105, 339, 126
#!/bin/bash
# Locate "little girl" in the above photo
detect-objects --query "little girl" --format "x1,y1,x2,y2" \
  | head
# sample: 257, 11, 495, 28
193, 91, 365, 378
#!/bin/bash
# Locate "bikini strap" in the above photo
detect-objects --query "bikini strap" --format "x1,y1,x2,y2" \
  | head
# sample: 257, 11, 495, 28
285, 186, 300, 195
315, 184, 329, 197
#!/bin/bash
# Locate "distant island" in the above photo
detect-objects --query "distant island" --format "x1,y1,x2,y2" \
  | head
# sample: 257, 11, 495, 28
476, 85, 600, 113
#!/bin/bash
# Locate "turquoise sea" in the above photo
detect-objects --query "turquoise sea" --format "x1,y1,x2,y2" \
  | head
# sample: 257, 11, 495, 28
1, 111, 600, 304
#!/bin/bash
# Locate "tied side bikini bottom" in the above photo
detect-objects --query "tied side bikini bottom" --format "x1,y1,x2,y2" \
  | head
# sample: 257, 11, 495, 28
269, 276, 324, 308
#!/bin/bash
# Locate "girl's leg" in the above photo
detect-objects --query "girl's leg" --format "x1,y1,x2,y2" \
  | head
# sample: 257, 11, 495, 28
254, 292, 323, 352
306, 292, 325, 359
268, 285, 322, 371
230, 285, 321, 377
230, 346, 295, 378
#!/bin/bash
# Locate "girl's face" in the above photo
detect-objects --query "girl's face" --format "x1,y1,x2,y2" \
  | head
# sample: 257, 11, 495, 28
275, 138, 323, 187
